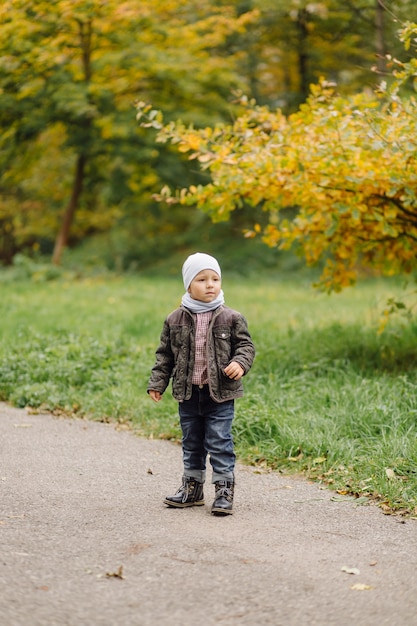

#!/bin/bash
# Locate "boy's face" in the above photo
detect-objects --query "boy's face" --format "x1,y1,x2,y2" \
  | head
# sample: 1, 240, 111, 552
188, 269, 221, 302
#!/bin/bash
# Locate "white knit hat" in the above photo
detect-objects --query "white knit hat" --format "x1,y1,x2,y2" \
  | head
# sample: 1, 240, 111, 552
182, 253, 221, 289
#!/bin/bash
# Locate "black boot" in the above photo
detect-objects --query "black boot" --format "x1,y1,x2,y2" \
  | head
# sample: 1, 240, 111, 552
164, 476, 205, 508
211, 479, 234, 516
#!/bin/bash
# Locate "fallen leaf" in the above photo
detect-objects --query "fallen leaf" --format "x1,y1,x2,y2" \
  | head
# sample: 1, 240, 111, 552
351, 583, 372, 591
380, 501, 394, 513
288, 453, 303, 462
385, 468, 396, 480
105, 566, 124, 579
331, 495, 355, 502
353, 496, 369, 506
341, 566, 360, 575
115, 424, 131, 432
147, 468, 153, 475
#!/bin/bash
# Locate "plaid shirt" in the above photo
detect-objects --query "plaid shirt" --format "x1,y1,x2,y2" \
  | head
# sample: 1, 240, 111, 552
192, 311, 213, 385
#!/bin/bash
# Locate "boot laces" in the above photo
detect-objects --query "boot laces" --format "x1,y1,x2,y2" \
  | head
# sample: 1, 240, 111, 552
178, 478, 195, 503
216, 482, 233, 501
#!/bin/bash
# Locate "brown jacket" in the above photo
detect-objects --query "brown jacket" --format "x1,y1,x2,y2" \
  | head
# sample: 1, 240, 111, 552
147, 305, 255, 403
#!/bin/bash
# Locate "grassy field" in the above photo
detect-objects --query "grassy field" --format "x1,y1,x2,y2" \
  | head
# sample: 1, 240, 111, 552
1, 272, 417, 516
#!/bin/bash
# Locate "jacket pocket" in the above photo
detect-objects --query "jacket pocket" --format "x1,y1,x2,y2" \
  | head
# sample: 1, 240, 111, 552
213, 326, 232, 365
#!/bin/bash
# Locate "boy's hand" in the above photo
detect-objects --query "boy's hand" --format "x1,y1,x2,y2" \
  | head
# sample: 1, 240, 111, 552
224, 361, 244, 381
149, 390, 162, 402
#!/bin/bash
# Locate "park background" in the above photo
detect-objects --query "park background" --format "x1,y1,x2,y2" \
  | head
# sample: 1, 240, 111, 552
1, 1, 417, 516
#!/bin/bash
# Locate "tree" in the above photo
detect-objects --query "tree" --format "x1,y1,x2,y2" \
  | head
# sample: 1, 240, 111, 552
137, 23, 417, 292
2, 1, 414, 267
0, 0, 256, 264
230, 0, 417, 112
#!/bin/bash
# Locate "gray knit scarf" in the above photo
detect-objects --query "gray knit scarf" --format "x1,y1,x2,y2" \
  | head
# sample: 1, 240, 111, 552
181, 290, 225, 313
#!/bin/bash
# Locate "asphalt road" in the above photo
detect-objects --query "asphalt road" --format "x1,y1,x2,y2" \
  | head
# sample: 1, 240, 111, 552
1, 402, 416, 626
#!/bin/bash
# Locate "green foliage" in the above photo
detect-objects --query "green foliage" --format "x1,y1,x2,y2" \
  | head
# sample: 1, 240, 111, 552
1, 1, 416, 265
0, 274, 416, 515
63, 206, 293, 274
0, 0, 256, 262
0, 254, 69, 282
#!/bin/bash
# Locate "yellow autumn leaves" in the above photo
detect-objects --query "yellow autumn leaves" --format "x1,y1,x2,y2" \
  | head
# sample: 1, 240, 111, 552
138, 29, 417, 292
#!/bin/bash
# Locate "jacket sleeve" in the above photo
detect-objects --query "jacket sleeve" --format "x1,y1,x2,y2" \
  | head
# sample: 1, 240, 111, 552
230, 314, 255, 374
147, 320, 175, 394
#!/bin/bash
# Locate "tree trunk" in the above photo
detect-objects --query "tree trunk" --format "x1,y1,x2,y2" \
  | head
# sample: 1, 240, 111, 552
297, 9, 309, 103
52, 154, 86, 265
52, 18, 92, 266
375, 0, 386, 74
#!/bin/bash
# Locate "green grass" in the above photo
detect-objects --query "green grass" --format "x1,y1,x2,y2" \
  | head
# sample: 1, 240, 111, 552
1, 273, 417, 516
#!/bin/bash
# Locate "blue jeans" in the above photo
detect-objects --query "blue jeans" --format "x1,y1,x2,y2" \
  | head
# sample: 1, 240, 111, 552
179, 385, 235, 483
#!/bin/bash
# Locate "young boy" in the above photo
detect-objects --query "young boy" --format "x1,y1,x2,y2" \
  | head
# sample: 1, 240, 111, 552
147, 252, 255, 516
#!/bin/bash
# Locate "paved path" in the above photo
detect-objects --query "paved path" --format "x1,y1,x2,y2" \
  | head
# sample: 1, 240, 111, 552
1, 402, 416, 626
